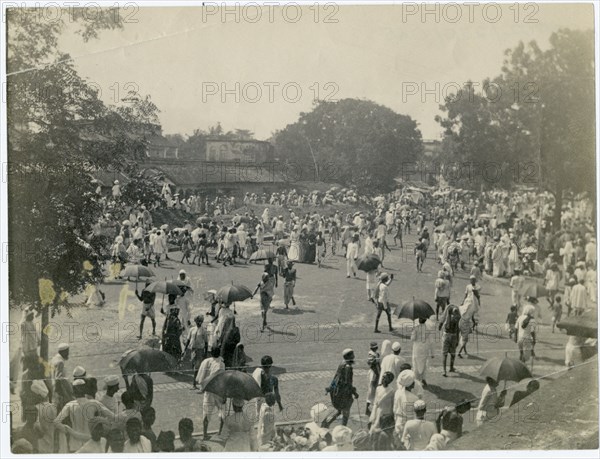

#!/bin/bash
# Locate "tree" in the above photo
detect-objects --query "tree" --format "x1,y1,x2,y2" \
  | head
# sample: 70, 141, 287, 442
7, 8, 159, 360
436, 29, 595, 227
274, 99, 423, 193
120, 172, 162, 209
501, 29, 595, 228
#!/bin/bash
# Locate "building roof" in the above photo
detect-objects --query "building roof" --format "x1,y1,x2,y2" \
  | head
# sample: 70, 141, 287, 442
140, 160, 287, 186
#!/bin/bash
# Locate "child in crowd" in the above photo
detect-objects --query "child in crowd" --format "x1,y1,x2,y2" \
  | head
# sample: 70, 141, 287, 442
551, 295, 563, 334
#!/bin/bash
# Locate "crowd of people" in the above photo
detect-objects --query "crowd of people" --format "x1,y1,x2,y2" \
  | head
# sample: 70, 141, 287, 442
11, 179, 598, 453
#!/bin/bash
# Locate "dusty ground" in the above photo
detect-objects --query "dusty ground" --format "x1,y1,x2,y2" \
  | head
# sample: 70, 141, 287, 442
8, 219, 596, 449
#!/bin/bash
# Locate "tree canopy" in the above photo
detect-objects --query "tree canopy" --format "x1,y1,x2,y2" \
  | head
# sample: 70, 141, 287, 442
436, 28, 595, 225
7, 8, 160, 358
274, 99, 423, 193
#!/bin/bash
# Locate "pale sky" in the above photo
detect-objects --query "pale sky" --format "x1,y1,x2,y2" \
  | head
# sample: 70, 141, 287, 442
57, 2, 595, 140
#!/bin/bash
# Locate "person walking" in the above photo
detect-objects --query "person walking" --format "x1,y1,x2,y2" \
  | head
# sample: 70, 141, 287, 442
252, 355, 284, 419
220, 399, 256, 452
457, 275, 481, 358
415, 238, 427, 272
438, 305, 461, 377
135, 281, 156, 339
316, 231, 327, 267
275, 242, 288, 276
516, 305, 537, 363
324, 349, 359, 427
434, 270, 450, 319
368, 371, 395, 432
393, 370, 419, 438
379, 341, 404, 384
509, 269, 525, 310
196, 347, 226, 439
374, 273, 394, 333
152, 230, 167, 267
365, 341, 381, 416
475, 377, 506, 427
253, 273, 275, 332
411, 318, 433, 387
346, 234, 360, 278
544, 263, 561, 307
570, 278, 588, 316
183, 316, 207, 389
282, 261, 297, 309
161, 307, 183, 361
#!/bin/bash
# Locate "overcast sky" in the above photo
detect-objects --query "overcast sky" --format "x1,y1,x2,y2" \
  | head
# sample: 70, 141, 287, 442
57, 2, 594, 140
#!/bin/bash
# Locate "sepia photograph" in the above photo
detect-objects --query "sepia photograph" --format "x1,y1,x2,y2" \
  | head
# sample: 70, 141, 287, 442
1, 1, 598, 456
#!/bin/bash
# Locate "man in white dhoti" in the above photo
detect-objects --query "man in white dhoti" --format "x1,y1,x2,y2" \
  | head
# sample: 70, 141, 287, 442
457, 276, 480, 358
411, 318, 433, 387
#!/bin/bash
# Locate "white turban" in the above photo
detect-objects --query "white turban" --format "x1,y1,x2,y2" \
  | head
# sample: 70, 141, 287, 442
398, 369, 415, 387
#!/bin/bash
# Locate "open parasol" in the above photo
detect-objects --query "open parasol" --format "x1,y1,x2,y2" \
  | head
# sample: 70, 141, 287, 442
144, 281, 183, 296
395, 298, 435, 320
121, 265, 155, 280
216, 284, 253, 304
480, 355, 532, 384
119, 348, 178, 376
200, 370, 262, 400
356, 254, 382, 272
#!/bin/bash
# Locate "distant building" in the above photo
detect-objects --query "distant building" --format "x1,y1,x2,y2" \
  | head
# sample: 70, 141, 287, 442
134, 135, 282, 196
422, 139, 442, 157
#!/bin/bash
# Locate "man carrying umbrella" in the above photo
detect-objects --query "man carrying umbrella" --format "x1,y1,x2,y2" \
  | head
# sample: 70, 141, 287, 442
196, 347, 226, 439
136, 280, 157, 339
475, 377, 507, 426
374, 273, 394, 333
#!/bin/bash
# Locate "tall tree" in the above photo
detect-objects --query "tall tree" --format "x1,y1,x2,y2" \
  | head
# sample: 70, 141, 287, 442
436, 29, 595, 226
274, 99, 423, 193
7, 8, 159, 360
500, 29, 595, 227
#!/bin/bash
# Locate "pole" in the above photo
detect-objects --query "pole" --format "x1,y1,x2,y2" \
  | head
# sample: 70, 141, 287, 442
354, 396, 364, 429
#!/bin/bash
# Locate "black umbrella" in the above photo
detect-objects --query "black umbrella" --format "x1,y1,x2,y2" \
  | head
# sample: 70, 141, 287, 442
216, 284, 253, 304
201, 370, 263, 400
480, 355, 532, 384
394, 298, 434, 320
119, 348, 178, 375
144, 281, 183, 296
356, 254, 382, 272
